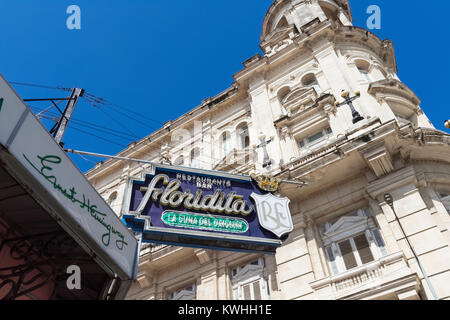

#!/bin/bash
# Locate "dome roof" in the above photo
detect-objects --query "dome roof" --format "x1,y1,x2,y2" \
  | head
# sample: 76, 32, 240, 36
261, 0, 352, 42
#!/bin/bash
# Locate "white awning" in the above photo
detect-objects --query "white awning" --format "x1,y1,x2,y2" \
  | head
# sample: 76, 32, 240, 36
0, 74, 138, 299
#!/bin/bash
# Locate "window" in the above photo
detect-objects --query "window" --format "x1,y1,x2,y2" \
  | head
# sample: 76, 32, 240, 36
359, 69, 372, 82
231, 258, 269, 300
221, 132, 232, 158
298, 127, 333, 150
168, 284, 196, 301
237, 123, 250, 150
321, 209, 387, 275
301, 74, 321, 95
107, 191, 118, 208
355, 60, 372, 83
190, 148, 200, 169
277, 87, 291, 105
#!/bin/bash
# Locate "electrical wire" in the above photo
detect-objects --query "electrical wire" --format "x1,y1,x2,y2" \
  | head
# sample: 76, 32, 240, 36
32, 109, 141, 140
78, 98, 249, 173
20, 82, 252, 175
69, 126, 127, 148
9, 81, 71, 92
92, 105, 142, 139
84, 92, 164, 126
34, 106, 251, 174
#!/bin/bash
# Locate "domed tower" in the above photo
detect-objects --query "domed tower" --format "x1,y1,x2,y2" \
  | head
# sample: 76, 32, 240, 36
236, 0, 435, 173
261, 0, 353, 53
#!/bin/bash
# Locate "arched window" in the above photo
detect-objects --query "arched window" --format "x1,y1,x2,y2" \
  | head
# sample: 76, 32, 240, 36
174, 156, 184, 166
301, 73, 321, 95
107, 191, 118, 208
236, 123, 250, 150
277, 87, 291, 105
221, 132, 232, 158
190, 148, 200, 169
355, 60, 372, 82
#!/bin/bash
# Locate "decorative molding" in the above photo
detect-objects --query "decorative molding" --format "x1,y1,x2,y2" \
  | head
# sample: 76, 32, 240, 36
195, 249, 212, 265
360, 140, 394, 178
322, 216, 374, 246
231, 259, 265, 284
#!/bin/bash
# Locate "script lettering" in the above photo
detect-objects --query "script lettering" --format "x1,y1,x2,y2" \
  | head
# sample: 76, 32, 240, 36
23, 154, 128, 250
136, 174, 254, 216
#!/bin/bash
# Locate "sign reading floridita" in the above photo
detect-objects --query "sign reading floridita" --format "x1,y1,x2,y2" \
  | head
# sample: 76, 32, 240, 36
123, 165, 294, 253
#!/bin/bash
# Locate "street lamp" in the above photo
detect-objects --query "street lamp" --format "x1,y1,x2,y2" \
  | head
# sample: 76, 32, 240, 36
384, 193, 438, 300
445, 120, 450, 129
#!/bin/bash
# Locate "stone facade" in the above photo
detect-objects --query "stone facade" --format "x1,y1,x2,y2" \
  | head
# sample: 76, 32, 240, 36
86, 0, 450, 300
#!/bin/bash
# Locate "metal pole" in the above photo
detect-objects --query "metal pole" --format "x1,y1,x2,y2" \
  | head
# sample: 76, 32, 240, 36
53, 88, 84, 144
384, 193, 439, 300
64, 149, 156, 166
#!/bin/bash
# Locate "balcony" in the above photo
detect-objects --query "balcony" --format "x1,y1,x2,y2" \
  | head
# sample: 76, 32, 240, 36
214, 147, 256, 173
310, 252, 421, 300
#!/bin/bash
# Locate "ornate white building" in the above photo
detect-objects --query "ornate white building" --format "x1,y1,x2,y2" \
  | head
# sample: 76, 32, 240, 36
86, 0, 450, 300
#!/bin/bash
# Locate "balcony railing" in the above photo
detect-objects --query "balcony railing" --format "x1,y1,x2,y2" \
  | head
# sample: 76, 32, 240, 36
310, 252, 420, 300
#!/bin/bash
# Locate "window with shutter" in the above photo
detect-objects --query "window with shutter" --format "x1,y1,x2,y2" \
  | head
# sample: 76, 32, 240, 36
168, 284, 197, 300
339, 239, 358, 270
231, 258, 269, 300
354, 234, 374, 264
320, 209, 388, 275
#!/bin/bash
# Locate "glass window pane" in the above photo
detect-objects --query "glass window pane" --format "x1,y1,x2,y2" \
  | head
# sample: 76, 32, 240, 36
298, 140, 305, 148
354, 234, 374, 264
253, 281, 261, 300
339, 240, 358, 270
243, 284, 251, 300
308, 132, 324, 143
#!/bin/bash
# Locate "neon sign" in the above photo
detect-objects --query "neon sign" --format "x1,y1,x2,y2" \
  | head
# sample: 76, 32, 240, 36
123, 165, 292, 253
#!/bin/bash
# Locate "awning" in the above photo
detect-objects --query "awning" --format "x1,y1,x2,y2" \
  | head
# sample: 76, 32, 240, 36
0, 74, 139, 300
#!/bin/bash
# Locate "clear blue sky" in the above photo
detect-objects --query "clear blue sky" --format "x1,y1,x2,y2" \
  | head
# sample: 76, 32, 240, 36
1, 0, 449, 172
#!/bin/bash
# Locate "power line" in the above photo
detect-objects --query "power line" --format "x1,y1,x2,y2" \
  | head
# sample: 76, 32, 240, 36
68, 126, 127, 148
92, 105, 142, 139
31, 106, 142, 140
17, 82, 251, 174
37, 105, 252, 175
10, 81, 71, 92
84, 92, 164, 126
90, 101, 160, 132
38, 114, 138, 142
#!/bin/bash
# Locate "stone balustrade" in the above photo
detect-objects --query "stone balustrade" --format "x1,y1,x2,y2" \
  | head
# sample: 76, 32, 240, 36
310, 252, 421, 300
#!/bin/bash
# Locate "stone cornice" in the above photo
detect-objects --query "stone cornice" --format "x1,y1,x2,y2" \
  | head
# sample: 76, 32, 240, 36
86, 85, 243, 178
368, 79, 421, 106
